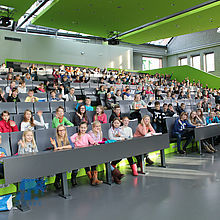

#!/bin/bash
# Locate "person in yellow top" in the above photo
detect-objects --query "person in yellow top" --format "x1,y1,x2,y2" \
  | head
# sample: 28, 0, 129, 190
25, 90, 39, 102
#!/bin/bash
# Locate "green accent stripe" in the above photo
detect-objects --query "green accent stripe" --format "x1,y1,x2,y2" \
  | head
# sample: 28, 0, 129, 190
5, 59, 97, 69
107, 68, 139, 72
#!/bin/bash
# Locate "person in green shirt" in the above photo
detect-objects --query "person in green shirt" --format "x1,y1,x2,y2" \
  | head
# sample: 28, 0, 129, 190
52, 106, 74, 128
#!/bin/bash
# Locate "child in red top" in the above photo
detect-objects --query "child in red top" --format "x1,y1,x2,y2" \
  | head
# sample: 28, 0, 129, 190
70, 122, 102, 185
0, 111, 18, 133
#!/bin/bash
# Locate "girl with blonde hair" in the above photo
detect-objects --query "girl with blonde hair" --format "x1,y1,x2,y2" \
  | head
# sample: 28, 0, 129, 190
88, 120, 103, 142
134, 115, 155, 170
18, 130, 38, 154
50, 125, 75, 189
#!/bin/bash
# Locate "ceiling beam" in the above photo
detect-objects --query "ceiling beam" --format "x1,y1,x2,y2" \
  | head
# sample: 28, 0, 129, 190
107, 0, 219, 41
15, 0, 50, 31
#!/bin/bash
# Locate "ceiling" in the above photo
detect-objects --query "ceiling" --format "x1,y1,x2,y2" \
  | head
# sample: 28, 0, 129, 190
1, 0, 220, 44
0, 0, 36, 21
120, 1, 220, 44
32, 0, 220, 43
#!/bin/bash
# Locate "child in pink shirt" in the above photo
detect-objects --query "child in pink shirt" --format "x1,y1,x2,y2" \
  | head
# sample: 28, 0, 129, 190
134, 115, 155, 171
70, 122, 102, 185
93, 105, 107, 124
134, 115, 155, 137
88, 121, 103, 143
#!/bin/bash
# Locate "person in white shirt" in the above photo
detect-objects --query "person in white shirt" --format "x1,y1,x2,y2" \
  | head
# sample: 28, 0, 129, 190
109, 117, 138, 176
61, 87, 76, 101
17, 81, 27, 93
5, 81, 16, 93
20, 110, 46, 131
121, 117, 133, 140
123, 89, 133, 100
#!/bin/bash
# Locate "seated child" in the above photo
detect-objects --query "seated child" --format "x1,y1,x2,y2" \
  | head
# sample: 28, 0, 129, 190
70, 122, 102, 186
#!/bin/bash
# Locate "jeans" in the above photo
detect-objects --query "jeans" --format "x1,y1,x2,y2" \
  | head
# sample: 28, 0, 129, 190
152, 123, 162, 133
55, 169, 78, 182
0, 164, 4, 178
173, 130, 194, 151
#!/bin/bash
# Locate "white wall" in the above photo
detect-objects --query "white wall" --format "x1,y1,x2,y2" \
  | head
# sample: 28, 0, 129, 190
121, 43, 167, 70
167, 28, 220, 76
0, 30, 133, 69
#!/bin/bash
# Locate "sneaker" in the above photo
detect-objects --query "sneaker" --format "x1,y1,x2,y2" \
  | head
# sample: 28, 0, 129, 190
145, 156, 154, 165
204, 145, 214, 153
208, 144, 217, 152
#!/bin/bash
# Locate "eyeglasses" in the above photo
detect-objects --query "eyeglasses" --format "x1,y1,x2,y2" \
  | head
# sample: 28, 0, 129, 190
58, 129, 66, 132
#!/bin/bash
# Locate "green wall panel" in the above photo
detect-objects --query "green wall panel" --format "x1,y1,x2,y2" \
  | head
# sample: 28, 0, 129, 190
139, 65, 220, 89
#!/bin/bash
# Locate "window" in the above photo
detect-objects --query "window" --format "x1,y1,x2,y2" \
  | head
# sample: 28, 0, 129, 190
204, 53, 215, 72
178, 57, 187, 66
142, 57, 162, 71
191, 55, 201, 70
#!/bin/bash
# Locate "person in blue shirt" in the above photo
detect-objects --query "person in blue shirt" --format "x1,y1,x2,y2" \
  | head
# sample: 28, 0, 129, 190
173, 112, 195, 154
0, 135, 7, 178
75, 97, 94, 111
50, 125, 75, 189
206, 111, 220, 125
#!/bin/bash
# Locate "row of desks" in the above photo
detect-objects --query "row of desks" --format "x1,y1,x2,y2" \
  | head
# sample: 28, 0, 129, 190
2, 133, 169, 211
2, 123, 220, 211
194, 123, 220, 154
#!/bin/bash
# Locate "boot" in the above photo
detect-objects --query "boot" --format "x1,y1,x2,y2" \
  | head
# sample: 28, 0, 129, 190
54, 175, 61, 190
87, 171, 93, 184
204, 145, 214, 153
130, 164, 138, 176
139, 162, 145, 174
116, 168, 124, 179
91, 171, 103, 186
145, 155, 154, 166
112, 169, 121, 184
208, 144, 217, 152
71, 174, 77, 187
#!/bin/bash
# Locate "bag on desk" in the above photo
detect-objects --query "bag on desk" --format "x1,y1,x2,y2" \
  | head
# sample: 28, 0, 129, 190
0, 194, 12, 211
104, 140, 117, 144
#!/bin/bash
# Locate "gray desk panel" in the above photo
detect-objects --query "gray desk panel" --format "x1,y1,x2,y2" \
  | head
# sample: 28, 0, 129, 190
3, 134, 169, 184
195, 124, 220, 141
